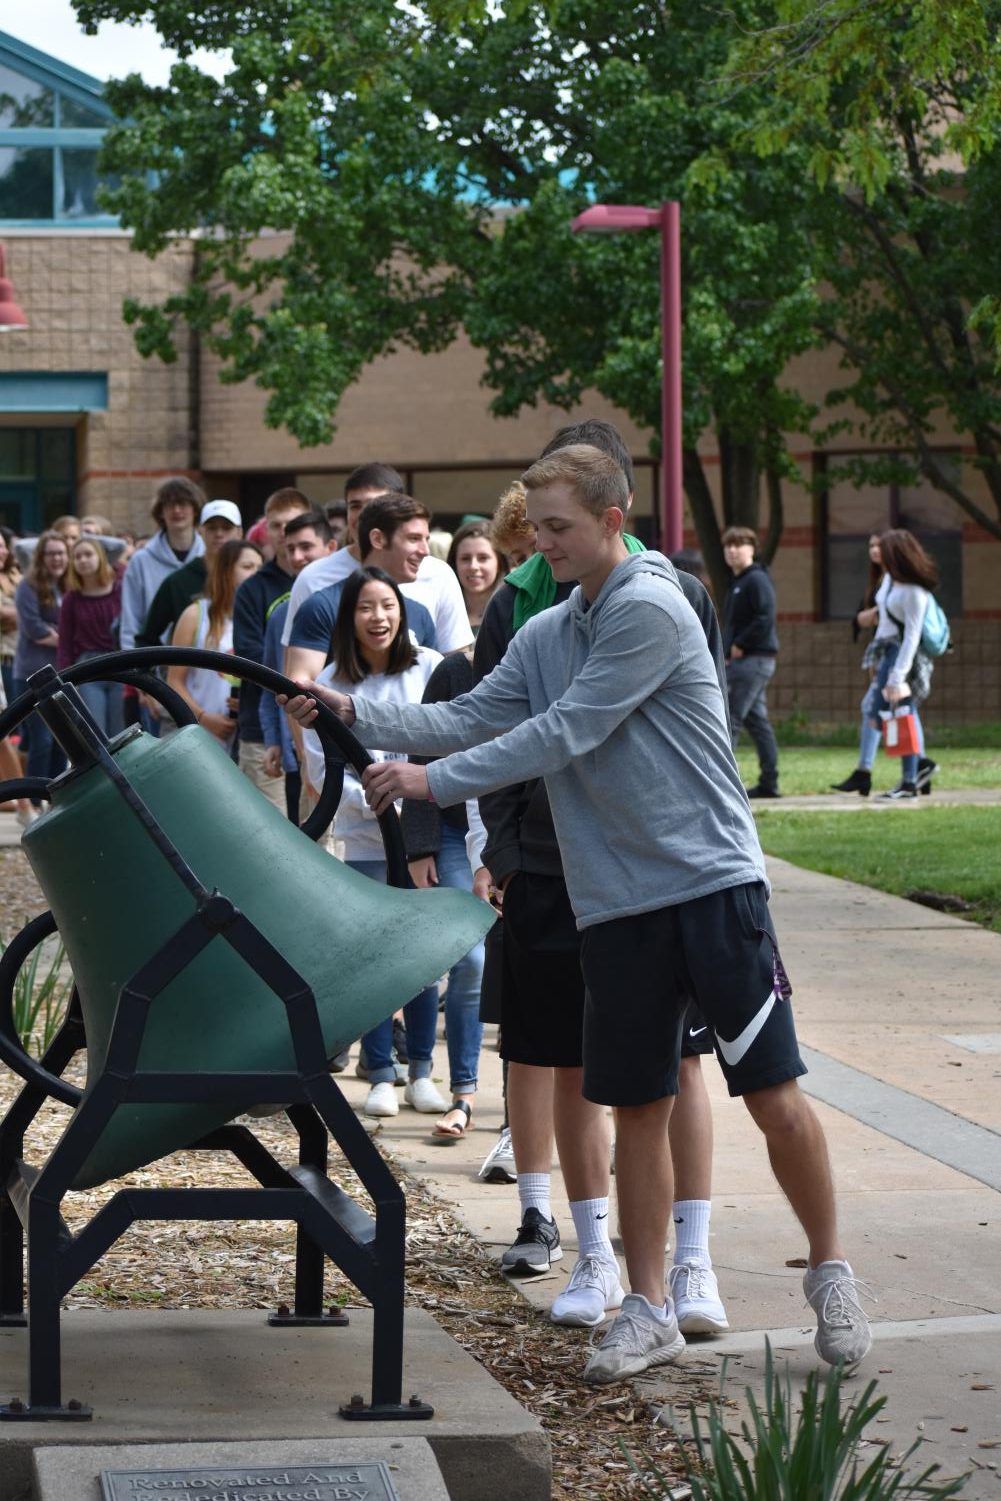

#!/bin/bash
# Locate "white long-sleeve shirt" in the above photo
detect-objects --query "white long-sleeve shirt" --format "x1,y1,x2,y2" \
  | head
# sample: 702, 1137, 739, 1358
875, 576, 929, 688
302, 646, 441, 860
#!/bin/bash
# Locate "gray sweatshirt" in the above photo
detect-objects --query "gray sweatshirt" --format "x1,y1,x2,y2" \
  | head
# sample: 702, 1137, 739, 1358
351, 552, 767, 929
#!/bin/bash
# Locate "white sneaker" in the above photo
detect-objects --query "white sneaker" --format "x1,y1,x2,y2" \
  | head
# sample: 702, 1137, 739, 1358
551, 1255, 624, 1328
404, 1077, 448, 1113
15, 806, 38, 830
583, 1294, 686, 1384
803, 1260, 873, 1369
477, 1126, 516, 1183
669, 1259, 729, 1335
364, 1081, 399, 1117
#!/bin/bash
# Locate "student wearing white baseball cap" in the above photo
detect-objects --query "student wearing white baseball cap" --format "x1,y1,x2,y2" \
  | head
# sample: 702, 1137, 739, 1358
137, 499, 244, 647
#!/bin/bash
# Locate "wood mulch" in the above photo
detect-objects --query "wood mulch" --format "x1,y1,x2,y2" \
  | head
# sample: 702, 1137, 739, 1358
1, 848, 722, 1499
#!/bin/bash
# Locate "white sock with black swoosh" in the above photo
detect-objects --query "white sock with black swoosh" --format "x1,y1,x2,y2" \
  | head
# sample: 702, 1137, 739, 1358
672, 1199, 711, 1265
571, 1198, 615, 1260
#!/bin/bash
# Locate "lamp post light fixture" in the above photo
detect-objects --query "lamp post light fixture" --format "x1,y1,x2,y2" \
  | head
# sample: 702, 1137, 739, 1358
0, 243, 30, 332
570, 202, 682, 554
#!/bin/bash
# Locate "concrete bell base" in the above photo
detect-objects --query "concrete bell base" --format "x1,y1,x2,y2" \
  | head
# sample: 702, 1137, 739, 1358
34, 1440, 450, 1501
0, 1309, 550, 1501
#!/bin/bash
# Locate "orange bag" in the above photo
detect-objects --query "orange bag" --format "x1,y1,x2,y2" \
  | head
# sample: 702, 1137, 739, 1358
880, 707, 921, 757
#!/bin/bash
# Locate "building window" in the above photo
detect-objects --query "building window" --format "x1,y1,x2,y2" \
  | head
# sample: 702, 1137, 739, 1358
0, 427, 76, 534
0, 45, 116, 227
819, 452, 964, 620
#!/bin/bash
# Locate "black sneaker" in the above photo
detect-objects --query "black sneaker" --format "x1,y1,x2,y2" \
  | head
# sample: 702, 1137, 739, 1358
500, 1208, 563, 1276
915, 757, 938, 791
392, 1017, 409, 1065
746, 784, 781, 799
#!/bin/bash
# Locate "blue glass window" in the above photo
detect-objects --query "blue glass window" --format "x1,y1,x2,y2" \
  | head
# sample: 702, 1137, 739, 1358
0, 47, 116, 226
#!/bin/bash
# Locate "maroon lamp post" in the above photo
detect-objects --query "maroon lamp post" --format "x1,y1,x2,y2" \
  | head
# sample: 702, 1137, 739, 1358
0, 243, 29, 332
570, 202, 682, 554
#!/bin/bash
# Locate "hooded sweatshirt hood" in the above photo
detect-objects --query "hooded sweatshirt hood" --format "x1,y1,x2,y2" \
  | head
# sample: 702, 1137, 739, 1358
118, 528, 205, 650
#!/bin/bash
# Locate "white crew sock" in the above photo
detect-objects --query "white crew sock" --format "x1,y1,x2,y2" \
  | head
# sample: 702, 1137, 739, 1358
632, 1293, 670, 1323
569, 1197, 615, 1261
672, 1199, 712, 1265
518, 1172, 552, 1221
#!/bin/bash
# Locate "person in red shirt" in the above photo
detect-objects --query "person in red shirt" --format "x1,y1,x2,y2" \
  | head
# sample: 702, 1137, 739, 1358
57, 537, 123, 737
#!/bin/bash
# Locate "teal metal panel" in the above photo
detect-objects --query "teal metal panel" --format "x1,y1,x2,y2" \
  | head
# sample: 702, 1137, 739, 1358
0, 372, 108, 412
0, 30, 114, 119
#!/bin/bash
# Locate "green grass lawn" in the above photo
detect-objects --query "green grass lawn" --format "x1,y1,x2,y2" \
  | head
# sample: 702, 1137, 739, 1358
753, 805, 1001, 934
735, 745, 1001, 796
735, 735, 1001, 930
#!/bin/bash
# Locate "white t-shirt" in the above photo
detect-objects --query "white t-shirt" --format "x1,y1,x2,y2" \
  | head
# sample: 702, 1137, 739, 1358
282, 549, 472, 653
302, 645, 442, 860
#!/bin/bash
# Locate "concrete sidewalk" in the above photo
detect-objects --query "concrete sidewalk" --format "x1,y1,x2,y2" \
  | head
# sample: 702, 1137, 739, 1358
349, 855, 1001, 1498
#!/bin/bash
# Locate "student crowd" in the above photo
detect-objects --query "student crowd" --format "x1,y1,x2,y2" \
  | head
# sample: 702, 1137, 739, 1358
1, 422, 878, 1387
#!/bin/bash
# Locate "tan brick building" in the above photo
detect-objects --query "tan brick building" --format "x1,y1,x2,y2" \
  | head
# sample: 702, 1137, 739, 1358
1, 28, 998, 722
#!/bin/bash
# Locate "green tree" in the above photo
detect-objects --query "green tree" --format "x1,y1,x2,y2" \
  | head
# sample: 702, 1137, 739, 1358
81, 0, 829, 597
727, 0, 1001, 540
79, 0, 486, 448
426, 1, 827, 592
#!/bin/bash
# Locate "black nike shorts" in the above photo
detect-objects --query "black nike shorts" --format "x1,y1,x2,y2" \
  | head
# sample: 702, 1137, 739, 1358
579, 881, 805, 1106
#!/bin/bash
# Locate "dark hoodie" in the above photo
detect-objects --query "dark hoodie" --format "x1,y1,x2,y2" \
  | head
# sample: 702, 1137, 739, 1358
722, 562, 778, 657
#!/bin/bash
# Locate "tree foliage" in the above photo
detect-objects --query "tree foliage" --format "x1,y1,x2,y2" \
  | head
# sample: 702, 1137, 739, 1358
81, 0, 485, 447
79, 0, 1001, 588
728, 0, 1001, 539
425, 3, 827, 589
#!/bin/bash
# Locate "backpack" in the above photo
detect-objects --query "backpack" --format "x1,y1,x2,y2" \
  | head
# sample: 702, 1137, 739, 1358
920, 595, 951, 658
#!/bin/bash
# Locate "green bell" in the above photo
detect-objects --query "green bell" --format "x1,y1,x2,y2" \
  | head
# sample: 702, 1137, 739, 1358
22, 725, 493, 1190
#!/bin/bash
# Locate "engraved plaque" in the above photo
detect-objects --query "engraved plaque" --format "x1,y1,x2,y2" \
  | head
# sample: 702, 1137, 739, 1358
101, 1463, 398, 1501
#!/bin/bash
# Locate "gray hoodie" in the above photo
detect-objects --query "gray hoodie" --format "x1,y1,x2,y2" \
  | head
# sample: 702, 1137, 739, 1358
118, 529, 205, 651
351, 552, 767, 929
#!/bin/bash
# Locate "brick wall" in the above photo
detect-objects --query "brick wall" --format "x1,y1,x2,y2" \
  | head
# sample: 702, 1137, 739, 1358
771, 619, 1001, 725
0, 234, 196, 531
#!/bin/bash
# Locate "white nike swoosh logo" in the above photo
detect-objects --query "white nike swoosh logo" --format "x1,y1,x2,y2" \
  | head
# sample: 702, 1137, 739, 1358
689, 1026, 707, 1038
716, 992, 777, 1066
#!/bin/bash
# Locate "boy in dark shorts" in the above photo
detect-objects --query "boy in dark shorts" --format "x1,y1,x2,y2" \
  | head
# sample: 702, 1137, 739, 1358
283, 444, 872, 1383
475, 421, 726, 1335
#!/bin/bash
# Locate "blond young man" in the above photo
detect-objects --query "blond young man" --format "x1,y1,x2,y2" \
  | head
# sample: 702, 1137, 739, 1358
283, 445, 872, 1385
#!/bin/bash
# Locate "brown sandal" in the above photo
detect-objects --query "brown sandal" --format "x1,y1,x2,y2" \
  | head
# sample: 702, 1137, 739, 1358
432, 1100, 473, 1141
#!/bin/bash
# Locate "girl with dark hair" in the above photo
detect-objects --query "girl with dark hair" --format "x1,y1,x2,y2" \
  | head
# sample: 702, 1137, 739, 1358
13, 529, 70, 808
167, 540, 262, 742
301, 566, 446, 1121
832, 528, 939, 800
446, 521, 505, 634
57, 536, 124, 737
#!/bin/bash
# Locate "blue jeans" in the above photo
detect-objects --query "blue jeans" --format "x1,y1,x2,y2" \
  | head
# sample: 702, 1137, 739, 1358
436, 822, 485, 1095
348, 858, 439, 1087
861, 643, 923, 783
75, 652, 124, 739
14, 676, 67, 805
727, 654, 779, 789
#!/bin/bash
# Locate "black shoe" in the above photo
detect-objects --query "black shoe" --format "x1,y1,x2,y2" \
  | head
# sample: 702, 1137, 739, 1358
499, 1208, 563, 1276
831, 768, 871, 796
915, 757, 938, 794
876, 782, 918, 800
746, 784, 781, 799
392, 1017, 409, 1065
